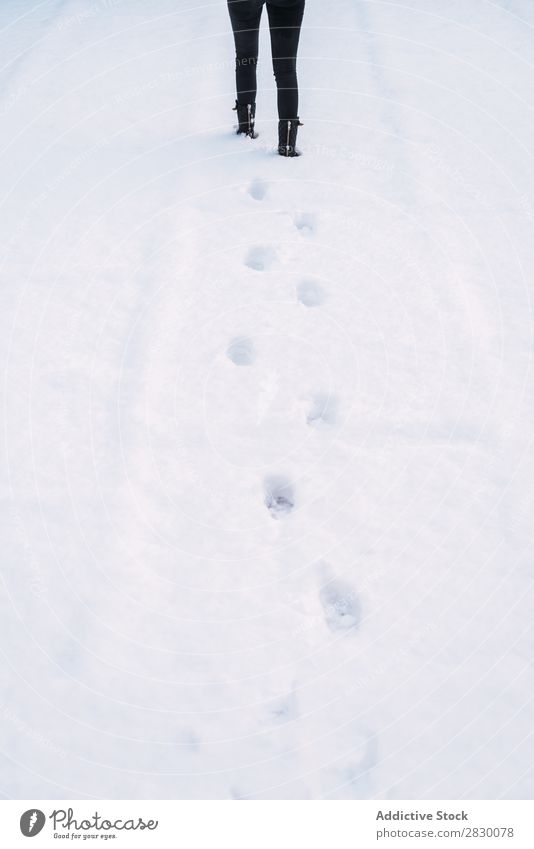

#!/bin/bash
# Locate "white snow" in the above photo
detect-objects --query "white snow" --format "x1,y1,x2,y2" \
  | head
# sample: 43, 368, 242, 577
1, 0, 534, 799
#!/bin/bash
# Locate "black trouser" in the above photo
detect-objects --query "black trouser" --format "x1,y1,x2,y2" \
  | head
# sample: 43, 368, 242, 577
227, 0, 305, 120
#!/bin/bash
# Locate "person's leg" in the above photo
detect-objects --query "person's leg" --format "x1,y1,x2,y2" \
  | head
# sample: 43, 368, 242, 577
266, 0, 305, 120
227, 1, 263, 105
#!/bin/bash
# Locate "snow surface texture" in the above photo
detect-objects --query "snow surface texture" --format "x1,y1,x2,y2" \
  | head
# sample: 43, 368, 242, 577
1, 0, 534, 800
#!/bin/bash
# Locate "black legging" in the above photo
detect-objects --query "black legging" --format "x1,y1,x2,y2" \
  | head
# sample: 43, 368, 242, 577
228, 0, 305, 120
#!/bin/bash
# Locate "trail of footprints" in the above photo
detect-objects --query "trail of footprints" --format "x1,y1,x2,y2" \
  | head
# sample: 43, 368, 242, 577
227, 178, 359, 635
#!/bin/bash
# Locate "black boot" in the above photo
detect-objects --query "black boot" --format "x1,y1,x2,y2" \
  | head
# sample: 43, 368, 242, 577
278, 119, 302, 157
233, 101, 258, 138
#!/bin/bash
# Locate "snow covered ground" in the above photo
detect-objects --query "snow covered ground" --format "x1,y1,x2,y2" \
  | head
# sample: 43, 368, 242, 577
1, 0, 534, 800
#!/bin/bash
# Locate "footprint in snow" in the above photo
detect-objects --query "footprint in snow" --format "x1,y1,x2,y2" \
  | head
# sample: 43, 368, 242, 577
307, 392, 337, 428
245, 245, 276, 271
248, 178, 267, 201
175, 729, 201, 752
226, 336, 255, 366
230, 787, 247, 800
267, 689, 297, 724
294, 212, 316, 235
297, 278, 326, 307
319, 578, 361, 633
328, 731, 379, 798
264, 475, 295, 519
